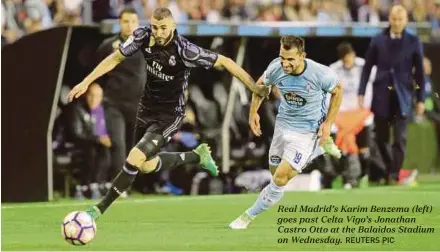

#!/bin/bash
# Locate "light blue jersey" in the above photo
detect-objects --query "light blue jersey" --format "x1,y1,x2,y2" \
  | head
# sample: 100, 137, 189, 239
263, 58, 339, 133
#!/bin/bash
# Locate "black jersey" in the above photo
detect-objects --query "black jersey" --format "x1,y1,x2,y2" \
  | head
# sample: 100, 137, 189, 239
119, 27, 218, 116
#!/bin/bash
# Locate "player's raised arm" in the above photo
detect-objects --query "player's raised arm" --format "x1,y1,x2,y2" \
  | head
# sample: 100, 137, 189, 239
68, 27, 150, 102
214, 54, 269, 97
67, 50, 126, 102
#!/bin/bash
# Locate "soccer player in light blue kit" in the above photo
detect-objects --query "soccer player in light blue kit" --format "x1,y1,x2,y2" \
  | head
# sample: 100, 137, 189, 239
229, 35, 343, 229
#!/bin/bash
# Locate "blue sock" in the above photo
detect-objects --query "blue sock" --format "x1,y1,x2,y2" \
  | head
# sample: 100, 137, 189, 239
246, 179, 285, 218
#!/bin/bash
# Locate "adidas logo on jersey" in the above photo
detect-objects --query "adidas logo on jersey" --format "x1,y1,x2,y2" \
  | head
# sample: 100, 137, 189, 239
179, 153, 185, 161
152, 140, 159, 145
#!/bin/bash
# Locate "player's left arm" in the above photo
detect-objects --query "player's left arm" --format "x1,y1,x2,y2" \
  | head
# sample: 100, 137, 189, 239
179, 40, 268, 97
324, 83, 343, 126
214, 55, 269, 97
318, 82, 342, 145
319, 68, 343, 145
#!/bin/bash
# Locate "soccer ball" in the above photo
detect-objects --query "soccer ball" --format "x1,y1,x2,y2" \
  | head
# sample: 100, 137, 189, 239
61, 211, 97, 245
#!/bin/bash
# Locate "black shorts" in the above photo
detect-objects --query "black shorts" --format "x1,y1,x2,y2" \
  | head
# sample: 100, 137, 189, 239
133, 107, 184, 145
356, 125, 371, 149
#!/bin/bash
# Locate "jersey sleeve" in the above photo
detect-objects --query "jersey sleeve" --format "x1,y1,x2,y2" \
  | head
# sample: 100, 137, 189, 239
119, 27, 150, 57
321, 67, 339, 92
262, 58, 280, 86
178, 38, 218, 69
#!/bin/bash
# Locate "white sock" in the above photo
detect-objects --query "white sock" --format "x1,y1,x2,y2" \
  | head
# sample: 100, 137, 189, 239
246, 179, 285, 218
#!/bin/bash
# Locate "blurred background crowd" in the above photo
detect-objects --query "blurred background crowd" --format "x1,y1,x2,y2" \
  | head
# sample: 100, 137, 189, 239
2, 0, 440, 44
2, 0, 440, 200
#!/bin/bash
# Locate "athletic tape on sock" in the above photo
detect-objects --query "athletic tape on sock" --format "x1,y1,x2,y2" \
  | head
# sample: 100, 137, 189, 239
123, 162, 139, 175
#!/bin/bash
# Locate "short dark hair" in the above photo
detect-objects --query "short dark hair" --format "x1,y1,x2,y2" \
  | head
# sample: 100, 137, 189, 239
152, 8, 173, 20
280, 36, 305, 53
337, 42, 355, 59
119, 8, 138, 19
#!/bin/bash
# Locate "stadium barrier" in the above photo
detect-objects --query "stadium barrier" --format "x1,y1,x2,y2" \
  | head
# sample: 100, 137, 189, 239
2, 22, 439, 202
2, 27, 72, 202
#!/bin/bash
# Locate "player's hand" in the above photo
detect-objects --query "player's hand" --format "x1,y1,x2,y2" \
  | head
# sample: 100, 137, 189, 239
358, 95, 364, 108
253, 85, 271, 98
318, 122, 331, 146
249, 112, 262, 137
67, 82, 89, 102
416, 102, 425, 116
99, 135, 112, 148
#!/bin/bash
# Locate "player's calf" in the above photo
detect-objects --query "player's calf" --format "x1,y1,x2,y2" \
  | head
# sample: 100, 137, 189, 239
137, 144, 219, 176
230, 160, 297, 229
91, 147, 147, 218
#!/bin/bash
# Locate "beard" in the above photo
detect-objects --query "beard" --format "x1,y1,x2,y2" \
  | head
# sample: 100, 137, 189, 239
154, 32, 174, 46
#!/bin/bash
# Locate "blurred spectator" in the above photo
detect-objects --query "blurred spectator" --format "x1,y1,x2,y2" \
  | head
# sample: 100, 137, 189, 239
427, 0, 440, 37
282, 0, 300, 21
55, 0, 83, 25
69, 83, 111, 200
222, 0, 250, 22
298, 0, 316, 21
187, 0, 204, 20
168, 0, 189, 23
2, 0, 27, 41
258, 3, 283, 21
205, 0, 224, 23
96, 8, 146, 179
329, 42, 375, 188
358, 0, 388, 24
409, 0, 427, 22
316, 0, 351, 22
334, 0, 353, 22
24, 0, 53, 31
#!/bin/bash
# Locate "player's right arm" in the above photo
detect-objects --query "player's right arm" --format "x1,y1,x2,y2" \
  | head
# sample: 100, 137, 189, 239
249, 75, 268, 137
67, 27, 150, 102
67, 50, 126, 102
249, 58, 278, 136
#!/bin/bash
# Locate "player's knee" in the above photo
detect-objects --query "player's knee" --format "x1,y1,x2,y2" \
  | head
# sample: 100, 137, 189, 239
138, 157, 160, 174
273, 172, 289, 186
126, 148, 147, 168
273, 161, 297, 186
273, 168, 291, 186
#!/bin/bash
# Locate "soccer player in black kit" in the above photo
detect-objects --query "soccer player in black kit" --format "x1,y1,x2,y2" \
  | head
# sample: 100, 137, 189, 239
67, 7, 269, 220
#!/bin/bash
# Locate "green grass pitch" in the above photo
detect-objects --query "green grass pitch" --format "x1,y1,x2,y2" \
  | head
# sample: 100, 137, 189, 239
2, 180, 440, 251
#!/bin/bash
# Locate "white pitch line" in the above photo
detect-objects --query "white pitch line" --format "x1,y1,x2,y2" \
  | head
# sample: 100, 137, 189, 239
0, 194, 248, 210
2, 189, 439, 210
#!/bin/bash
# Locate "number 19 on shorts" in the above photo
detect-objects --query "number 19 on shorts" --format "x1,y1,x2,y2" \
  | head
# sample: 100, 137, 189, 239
294, 152, 302, 164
